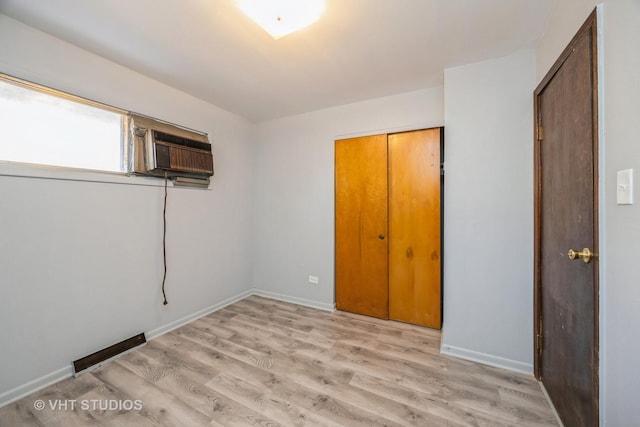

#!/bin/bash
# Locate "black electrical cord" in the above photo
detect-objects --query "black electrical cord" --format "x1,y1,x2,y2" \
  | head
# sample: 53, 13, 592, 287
162, 174, 168, 305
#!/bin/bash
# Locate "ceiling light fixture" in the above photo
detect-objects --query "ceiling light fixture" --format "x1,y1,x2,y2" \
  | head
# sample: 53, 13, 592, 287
236, 0, 326, 40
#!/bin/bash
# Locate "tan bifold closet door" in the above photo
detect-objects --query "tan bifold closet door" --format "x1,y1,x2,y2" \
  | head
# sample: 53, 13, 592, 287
335, 134, 389, 319
388, 129, 441, 328
335, 128, 442, 328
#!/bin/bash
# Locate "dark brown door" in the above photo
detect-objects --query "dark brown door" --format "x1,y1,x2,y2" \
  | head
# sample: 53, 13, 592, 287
534, 10, 599, 426
388, 129, 442, 328
335, 134, 389, 319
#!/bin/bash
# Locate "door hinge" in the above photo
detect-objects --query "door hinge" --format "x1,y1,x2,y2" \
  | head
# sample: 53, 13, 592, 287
536, 333, 543, 354
537, 125, 544, 141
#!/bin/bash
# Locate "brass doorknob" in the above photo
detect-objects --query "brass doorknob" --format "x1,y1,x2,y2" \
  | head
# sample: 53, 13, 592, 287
568, 248, 592, 264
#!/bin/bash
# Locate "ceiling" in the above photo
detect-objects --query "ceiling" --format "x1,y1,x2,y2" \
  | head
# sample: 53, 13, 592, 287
0, 0, 557, 122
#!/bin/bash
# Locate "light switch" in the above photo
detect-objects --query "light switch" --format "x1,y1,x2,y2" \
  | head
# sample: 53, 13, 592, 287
617, 169, 634, 205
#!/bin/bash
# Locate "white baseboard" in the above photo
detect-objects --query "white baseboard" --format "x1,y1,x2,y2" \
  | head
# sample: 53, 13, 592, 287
0, 365, 73, 409
146, 289, 253, 340
440, 343, 533, 375
251, 288, 336, 312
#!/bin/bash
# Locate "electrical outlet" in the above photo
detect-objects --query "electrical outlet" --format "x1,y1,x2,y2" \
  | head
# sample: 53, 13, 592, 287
308, 275, 319, 285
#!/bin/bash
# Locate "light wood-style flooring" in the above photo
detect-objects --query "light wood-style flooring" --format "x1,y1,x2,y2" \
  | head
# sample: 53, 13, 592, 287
0, 296, 558, 426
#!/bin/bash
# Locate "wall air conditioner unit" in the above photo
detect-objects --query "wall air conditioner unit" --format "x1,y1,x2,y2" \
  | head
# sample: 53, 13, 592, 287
126, 113, 213, 187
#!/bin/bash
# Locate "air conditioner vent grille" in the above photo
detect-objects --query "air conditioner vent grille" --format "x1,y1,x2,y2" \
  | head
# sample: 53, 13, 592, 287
153, 130, 211, 151
155, 143, 214, 175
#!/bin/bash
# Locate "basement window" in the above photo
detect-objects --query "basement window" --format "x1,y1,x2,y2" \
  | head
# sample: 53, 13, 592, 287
0, 74, 125, 173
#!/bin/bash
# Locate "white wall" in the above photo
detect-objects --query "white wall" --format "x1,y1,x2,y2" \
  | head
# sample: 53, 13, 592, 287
536, 1, 640, 424
0, 15, 254, 403
441, 49, 535, 373
600, 3, 640, 422
252, 87, 444, 309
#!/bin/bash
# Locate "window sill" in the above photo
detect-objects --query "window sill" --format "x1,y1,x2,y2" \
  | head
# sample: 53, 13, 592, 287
0, 161, 208, 189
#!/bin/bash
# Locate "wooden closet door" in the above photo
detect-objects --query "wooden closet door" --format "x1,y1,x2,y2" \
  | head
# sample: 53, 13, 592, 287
335, 135, 389, 319
388, 128, 441, 328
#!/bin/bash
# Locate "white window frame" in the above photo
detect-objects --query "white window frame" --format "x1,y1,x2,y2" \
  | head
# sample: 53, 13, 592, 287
0, 73, 178, 188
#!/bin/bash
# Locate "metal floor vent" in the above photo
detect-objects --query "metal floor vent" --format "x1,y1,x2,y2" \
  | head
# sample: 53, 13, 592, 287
73, 333, 146, 376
